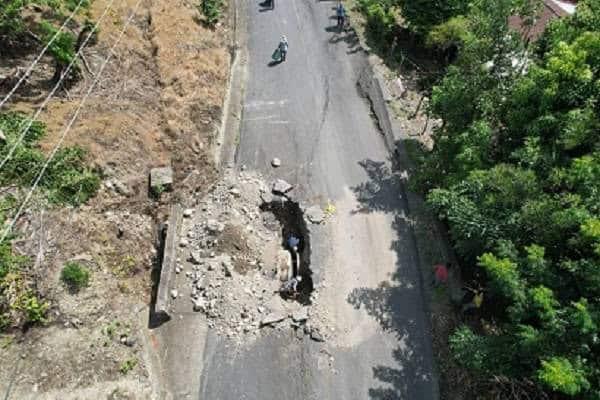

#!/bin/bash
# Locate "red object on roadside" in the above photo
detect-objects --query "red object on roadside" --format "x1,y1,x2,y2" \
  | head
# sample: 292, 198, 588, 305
434, 264, 449, 283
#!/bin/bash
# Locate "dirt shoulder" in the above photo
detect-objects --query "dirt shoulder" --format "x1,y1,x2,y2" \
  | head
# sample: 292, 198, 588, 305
0, 0, 229, 398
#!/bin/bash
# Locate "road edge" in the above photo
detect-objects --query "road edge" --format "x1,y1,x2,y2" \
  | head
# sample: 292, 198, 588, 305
357, 49, 444, 400
215, 0, 248, 168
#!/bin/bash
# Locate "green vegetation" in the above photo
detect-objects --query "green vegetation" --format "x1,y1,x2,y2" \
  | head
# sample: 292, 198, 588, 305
199, 0, 223, 27
0, 0, 29, 39
119, 357, 137, 375
40, 21, 79, 82
60, 261, 90, 292
0, 1, 94, 83
0, 113, 101, 206
384, 0, 600, 397
0, 112, 99, 331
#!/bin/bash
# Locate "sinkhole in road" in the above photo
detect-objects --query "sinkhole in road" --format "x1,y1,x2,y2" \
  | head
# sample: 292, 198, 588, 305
260, 198, 314, 304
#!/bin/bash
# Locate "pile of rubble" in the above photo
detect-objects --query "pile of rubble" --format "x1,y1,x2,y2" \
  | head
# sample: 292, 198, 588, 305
168, 169, 329, 342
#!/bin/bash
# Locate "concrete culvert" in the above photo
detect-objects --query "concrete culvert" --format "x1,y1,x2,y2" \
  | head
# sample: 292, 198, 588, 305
260, 197, 313, 304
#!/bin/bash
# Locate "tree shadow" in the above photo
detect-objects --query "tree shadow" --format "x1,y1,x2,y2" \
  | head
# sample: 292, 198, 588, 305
327, 26, 362, 54
347, 157, 437, 398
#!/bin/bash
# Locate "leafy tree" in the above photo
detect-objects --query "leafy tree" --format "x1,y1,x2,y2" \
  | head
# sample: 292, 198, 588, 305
537, 358, 590, 396
414, 0, 600, 397
396, 0, 469, 34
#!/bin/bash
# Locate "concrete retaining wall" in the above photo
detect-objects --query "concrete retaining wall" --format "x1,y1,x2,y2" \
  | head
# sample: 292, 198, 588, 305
155, 204, 183, 316
358, 58, 396, 153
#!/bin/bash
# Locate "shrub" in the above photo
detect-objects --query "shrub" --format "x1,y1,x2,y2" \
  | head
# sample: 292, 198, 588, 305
0, 113, 100, 206
120, 358, 137, 374
199, 0, 222, 27
22, 295, 49, 324
60, 261, 90, 291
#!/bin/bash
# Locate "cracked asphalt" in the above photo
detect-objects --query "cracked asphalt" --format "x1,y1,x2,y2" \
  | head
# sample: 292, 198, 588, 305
198, 0, 439, 398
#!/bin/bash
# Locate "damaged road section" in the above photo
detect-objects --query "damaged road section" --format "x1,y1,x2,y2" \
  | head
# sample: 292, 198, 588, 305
156, 170, 330, 343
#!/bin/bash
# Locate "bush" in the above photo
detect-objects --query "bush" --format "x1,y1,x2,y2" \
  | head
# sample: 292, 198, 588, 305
22, 295, 49, 323
0, 113, 100, 206
40, 20, 79, 82
60, 261, 90, 291
120, 358, 138, 374
199, 0, 222, 27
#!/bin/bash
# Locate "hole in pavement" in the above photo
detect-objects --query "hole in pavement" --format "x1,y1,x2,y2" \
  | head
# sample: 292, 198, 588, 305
260, 197, 313, 305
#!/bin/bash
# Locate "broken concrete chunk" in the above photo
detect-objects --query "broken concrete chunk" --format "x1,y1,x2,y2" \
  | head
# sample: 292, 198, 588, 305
193, 298, 207, 312
306, 206, 325, 224
189, 251, 202, 265
113, 180, 131, 197
292, 308, 309, 323
150, 167, 173, 191
260, 312, 286, 327
229, 188, 241, 197
170, 289, 178, 299
222, 258, 233, 277
183, 208, 194, 218
310, 328, 324, 342
206, 219, 224, 234
272, 179, 293, 195
271, 158, 281, 168
179, 239, 189, 248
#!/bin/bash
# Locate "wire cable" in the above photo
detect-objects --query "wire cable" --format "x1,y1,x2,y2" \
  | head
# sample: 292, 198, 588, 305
0, 0, 117, 172
0, 0, 144, 244
0, 0, 87, 110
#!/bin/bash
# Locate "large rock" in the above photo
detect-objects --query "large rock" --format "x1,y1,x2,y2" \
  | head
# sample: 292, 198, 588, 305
260, 312, 286, 327
150, 167, 174, 191
272, 179, 293, 195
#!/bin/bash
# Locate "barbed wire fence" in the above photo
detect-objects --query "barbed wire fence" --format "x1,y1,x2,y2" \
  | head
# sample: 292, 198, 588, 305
0, 0, 144, 244
0, 0, 87, 110
0, 0, 118, 172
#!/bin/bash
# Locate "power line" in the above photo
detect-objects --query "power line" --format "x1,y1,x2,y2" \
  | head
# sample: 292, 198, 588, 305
0, 0, 87, 110
0, 0, 144, 244
0, 0, 117, 172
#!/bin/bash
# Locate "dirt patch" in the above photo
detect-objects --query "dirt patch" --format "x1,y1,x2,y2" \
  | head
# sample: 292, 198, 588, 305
214, 224, 254, 273
0, 0, 230, 397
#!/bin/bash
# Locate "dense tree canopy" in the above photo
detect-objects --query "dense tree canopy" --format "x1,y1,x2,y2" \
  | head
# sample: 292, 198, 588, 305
412, 0, 600, 397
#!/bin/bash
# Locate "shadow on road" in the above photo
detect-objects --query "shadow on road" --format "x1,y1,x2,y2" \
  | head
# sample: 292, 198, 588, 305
258, 0, 274, 11
347, 157, 435, 399
326, 24, 362, 54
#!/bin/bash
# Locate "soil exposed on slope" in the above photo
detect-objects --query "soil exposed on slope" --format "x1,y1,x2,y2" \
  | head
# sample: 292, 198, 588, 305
0, 0, 230, 397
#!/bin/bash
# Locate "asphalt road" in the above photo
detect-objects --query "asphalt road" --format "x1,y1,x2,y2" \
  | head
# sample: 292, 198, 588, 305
198, 0, 438, 398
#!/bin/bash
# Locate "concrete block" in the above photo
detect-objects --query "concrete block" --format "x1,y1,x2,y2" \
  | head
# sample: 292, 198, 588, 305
150, 167, 174, 191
